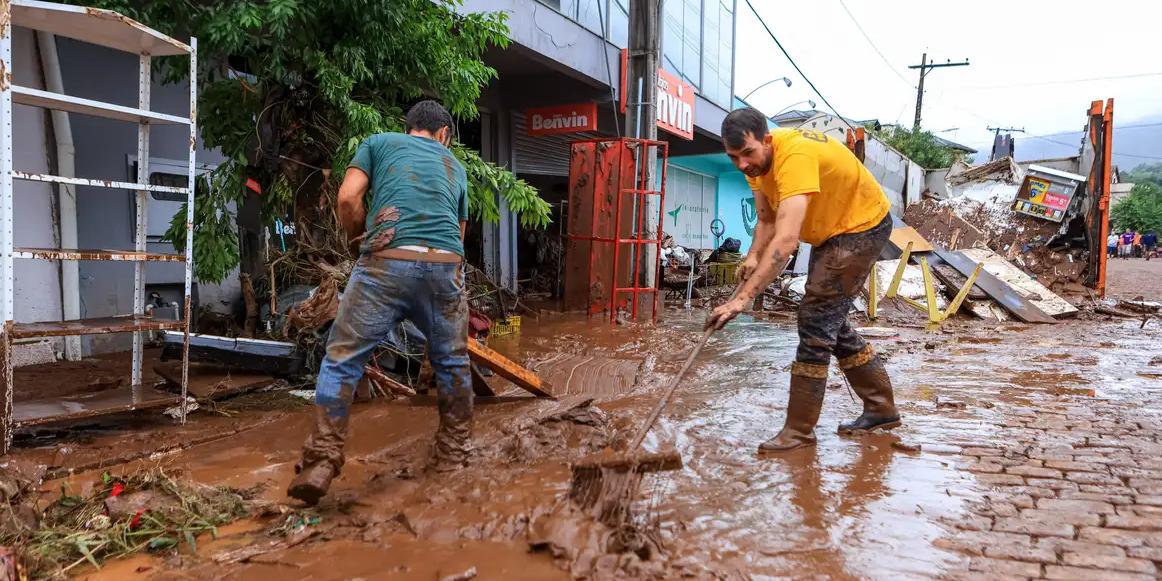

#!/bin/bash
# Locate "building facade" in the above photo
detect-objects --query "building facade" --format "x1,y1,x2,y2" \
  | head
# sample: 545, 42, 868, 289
456, 0, 738, 290
6, 1, 739, 356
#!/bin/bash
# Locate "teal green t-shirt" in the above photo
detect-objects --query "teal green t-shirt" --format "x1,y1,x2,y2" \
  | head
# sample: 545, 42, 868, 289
349, 132, 469, 256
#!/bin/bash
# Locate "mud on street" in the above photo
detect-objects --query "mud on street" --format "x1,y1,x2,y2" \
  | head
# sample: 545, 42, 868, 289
1, 305, 1155, 581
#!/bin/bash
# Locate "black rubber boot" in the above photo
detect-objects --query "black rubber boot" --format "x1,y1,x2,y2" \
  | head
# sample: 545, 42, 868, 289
836, 347, 901, 434
759, 366, 827, 453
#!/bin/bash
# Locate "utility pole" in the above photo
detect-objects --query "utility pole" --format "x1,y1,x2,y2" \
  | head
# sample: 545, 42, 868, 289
625, 0, 661, 313
987, 125, 1025, 161
626, 0, 659, 142
908, 52, 970, 131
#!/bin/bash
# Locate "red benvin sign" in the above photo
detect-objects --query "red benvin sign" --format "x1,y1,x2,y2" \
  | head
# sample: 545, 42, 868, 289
527, 103, 598, 137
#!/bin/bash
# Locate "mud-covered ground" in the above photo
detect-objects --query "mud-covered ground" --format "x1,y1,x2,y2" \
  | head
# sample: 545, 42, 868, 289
11, 302, 1162, 580
1106, 257, 1162, 301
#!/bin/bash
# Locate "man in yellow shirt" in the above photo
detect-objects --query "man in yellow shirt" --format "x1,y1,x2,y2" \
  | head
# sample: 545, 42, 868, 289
706, 107, 900, 452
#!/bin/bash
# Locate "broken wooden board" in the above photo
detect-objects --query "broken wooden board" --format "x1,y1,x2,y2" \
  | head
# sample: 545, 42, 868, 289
467, 338, 555, 399
407, 395, 537, 406
959, 248, 1078, 318
964, 299, 1011, 322
932, 247, 1057, 324
528, 354, 642, 399
15, 388, 181, 428
926, 254, 988, 301
889, 225, 934, 253
154, 362, 275, 399
867, 259, 948, 309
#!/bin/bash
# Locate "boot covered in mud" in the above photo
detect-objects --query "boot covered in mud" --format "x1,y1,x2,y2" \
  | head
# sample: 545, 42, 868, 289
759, 364, 827, 452
837, 346, 901, 434
432, 393, 473, 473
288, 406, 349, 505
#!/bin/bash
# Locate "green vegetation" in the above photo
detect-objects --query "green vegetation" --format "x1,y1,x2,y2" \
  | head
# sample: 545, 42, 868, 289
79, 0, 551, 282
868, 124, 973, 169
1111, 182, 1162, 234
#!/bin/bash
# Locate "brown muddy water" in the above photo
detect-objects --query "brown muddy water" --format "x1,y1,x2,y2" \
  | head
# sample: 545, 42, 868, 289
16, 309, 1162, 580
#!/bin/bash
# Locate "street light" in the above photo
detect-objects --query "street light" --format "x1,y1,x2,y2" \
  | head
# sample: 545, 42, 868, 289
772, 100, 816, 117
742, 76, 792, 101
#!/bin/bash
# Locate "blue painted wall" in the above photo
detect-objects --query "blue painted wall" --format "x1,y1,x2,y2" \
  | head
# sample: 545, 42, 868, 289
666, 153, 755, 253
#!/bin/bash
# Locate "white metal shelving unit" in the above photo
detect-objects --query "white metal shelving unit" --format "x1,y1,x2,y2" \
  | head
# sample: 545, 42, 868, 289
0, 0, 197, 452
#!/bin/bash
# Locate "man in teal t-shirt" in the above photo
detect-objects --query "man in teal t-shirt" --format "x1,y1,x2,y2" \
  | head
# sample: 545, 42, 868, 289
289, 101, 473, 505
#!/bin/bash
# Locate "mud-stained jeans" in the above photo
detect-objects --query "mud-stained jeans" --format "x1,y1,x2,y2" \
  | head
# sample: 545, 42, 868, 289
794, 214, 892, 378
304, 256, 472, 468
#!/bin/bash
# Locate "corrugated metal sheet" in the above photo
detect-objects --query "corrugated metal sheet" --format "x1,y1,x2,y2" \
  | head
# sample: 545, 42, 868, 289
512, 112, 601, 176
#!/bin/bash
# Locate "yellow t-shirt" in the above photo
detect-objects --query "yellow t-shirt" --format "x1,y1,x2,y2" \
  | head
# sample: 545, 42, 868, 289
745, 128, 889, 246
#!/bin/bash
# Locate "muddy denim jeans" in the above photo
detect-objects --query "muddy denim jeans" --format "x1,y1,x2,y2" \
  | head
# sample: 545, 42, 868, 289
314, 256, 472, 422
794, 214, 892, 377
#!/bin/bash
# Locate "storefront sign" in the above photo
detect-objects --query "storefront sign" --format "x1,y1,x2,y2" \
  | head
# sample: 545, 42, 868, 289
527, 103, 598, 137
656, 69, 695, 140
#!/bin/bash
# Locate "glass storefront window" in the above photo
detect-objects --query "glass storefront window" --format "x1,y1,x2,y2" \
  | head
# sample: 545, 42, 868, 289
535, 0, 734, 109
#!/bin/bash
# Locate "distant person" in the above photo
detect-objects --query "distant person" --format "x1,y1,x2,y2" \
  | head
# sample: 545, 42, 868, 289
1133, 231, 1143, 258
1144, 231, 1158, 260
1107, 232, 1119, 258
1121, 230, 1135, 259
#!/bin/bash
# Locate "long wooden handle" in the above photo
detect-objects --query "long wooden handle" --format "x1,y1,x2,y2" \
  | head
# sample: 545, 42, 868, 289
627, 325, 715, 451
626, 283, 745, 452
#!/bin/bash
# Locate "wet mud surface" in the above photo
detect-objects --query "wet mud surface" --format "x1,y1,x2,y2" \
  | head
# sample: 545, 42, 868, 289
13, 308, 1162, 579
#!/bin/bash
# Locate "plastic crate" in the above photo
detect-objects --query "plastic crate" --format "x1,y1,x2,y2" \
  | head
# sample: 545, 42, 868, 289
489, 315, 521, 336
706, 262, 739, 286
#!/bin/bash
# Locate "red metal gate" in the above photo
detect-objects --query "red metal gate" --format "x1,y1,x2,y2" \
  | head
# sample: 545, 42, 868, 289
564, 138, 669, 322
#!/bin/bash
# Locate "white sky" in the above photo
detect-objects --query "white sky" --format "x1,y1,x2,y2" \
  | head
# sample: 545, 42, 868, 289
734, 0, 1162, 155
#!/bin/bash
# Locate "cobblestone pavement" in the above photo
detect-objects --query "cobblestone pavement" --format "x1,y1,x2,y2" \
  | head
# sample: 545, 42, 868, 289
939, 408, 1162, 580
916, 321, 1162, 580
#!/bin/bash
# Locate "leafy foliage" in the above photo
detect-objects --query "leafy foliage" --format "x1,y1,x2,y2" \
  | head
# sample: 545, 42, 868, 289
80, 0, 551, 282
868, 124, 971, 169
1111, 182, 1162, 234
1123, 162, 1162, 189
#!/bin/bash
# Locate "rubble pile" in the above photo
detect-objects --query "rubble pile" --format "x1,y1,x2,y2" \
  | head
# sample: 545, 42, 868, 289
906, 157, 1091, 295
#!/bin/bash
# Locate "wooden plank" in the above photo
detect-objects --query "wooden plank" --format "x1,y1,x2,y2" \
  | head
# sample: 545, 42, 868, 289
931, 247, 1058, 324
12, 316, 184, 339
959, 248, 1079, 318
927, 254, 987, 301
14, 388, 181, 428
407, 395, 536, 406
467, 338, 555, 399
14, 247, 185, 262
890, 225, 934, 253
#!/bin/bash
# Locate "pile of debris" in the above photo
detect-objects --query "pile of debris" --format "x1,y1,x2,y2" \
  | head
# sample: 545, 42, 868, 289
905, 157, 1091, 296
0, 465, 251, 579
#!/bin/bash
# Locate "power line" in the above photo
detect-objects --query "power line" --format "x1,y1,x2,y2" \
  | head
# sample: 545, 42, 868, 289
961, 72, 1162, 91
743, 0, 845, 121
835, 0, 913, 88
1023, 134, 1162, 161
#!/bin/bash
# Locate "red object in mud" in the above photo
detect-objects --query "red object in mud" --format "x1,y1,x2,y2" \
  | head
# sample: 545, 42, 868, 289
129, 509, 145, 530
108, 483, 125, 498
565, 138, 669, 322
468, 309, 491, 339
